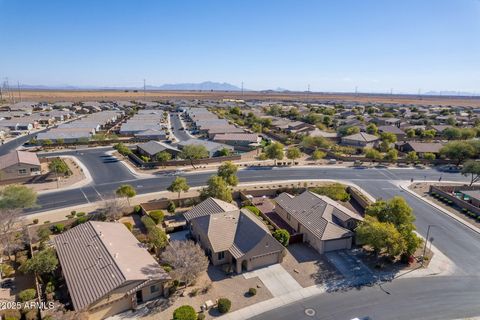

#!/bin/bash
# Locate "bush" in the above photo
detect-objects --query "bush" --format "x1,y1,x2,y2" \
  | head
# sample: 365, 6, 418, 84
18, 288, 36, 302
141, 216, 156, 231
37, 228, 52, 242
75, 216, 89, 225
248, 287, 257, 296
123, 222, 133, 231
51, 223, 65, 234
134, 205, 142, 214
45, 281, 55, 294
167, 201, 176, 214
76, 212, 86, 217
197, 313, 205, 320
173, 305, 197, 320
272, 229, 290, 247
32, 219, 39, 224
43, 220, 50, 224
243, 206, 260, 216
0, 264, 14, 277
217, 298, 231, 314
149, 210, 165, 224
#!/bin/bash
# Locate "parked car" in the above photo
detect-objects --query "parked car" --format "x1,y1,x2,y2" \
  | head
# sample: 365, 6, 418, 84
328, 159, 337, 164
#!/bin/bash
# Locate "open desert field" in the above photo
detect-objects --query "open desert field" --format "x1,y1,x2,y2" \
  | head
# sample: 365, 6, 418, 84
7, 90, 480, 107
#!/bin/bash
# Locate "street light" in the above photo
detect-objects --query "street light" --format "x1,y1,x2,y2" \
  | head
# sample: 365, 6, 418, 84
422, 224, 436, 265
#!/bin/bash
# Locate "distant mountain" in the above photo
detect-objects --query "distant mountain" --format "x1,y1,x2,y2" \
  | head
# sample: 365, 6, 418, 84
149, 81, 242, 91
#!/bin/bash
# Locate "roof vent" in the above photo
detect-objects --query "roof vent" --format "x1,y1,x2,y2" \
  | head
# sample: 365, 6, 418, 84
114, 253, 119, 259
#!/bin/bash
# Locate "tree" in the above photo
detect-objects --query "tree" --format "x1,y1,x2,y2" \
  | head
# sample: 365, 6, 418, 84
443, 127, 461, 140
148, 227, 168, 250
217, 161, 239, 186
180, 144, 209, 168
0, 185, 37, 209
365, 148, 383, 160
346, 126, 360, 135
173, 305, 197, 320
168, 177, 190, 199
200, 175, 232, 202
217, 148, 232, 157
48, 158, 71, 176
421, 129, 436, 141
406, 151, 419, 162
272, 229, 290, 247
114, 143, 132, 156
312, 149, 326, 161
385, 149, 398, 162
42, 139, 53, 146
156, 151, 172, 163
462, 160, 480, 186
264, 142, 284, 165
440, 141, 475, 165
115, 184, 136, 205
406, 128, 416, 138
160, 240, 209, 287
217, 298, 232, 314
366, 123, 378, 135
423, 152, 436, 161
98, 198, 127, 221
20, 248, 58, 275
286, 147, 301, 164
301, 136, 332, 149
356, 216, 406, 258
167, 201, 176, 214
366, 196, 415, 230
380, 132, 397, 151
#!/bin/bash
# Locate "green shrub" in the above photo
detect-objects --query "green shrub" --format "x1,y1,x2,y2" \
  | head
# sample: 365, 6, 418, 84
134, 205, 142, 214
167, 201, 176, 214
43, 220, 50, 224
71, 210, 76, 215
173, 305, 197, 320
123, 222, 133, 231
76, 212, 86, 217
18, 288, 36, 302
37, 228, 52, 242
45, 281, 55, 294
163, 265, 172, 272
32, 219, 39, 224
149, 210, 165, 224
51, 223, 65, 234
217, 298, 231, 314
197, 313, 205, 320
141, 216, 156, 231
0, 264, 14, 277
310, 183, 350, 201
75, 216, 89, 225
248, 287, 257, 296
272, 229, 290, 247
243, 206, 260, 216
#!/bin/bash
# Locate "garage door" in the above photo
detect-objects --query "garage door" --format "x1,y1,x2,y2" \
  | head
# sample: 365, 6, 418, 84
250, 252, 280, 270
324, 237, 351, 252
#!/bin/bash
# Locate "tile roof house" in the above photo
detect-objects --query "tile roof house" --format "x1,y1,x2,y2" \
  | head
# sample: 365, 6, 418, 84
274, 191, 363, 254
0, 150, 41, 181
54, 221, 169, 320
378, 125, 406, 139
395, 142, 444, 156
212, 133, 261, 149
136, 140, 180, 159
341, 132, 380, 148
183, 197, 238, 222
177, 139, 234, 157
189, 206, 285, 273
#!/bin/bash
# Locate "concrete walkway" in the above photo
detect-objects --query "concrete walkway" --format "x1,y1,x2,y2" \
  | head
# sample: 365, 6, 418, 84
243, 264, 302, 297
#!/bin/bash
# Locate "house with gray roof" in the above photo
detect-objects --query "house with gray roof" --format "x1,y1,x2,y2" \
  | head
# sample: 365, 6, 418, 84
177, 139, 234, 157
274, 191, 363, 254
137, 140, 180, 159
0, 150, 41, 181
183, 197, 238, 222
189, 206, 285, 273
54, 221, 169, 320
341, 132, 380, 148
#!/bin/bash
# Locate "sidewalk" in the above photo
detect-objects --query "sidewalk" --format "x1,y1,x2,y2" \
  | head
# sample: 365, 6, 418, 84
397, 180, 480, 235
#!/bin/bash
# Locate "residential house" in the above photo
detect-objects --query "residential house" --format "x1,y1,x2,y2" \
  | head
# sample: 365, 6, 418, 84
54, 221, 170, 320
136, 140, 180, 160
177, 139, 234, 157
0, 150, 41, 181
395, 142, 444, 157
378, 125, 406, 140
274, 190, 363, 254
212, 133, 261, 150
187, 202, 285, 273
341, 132, 379, 148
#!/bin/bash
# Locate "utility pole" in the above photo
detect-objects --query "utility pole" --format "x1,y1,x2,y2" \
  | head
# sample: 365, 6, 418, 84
17, 81, 22, 102
241, 81, 244, 97
143, 79, 146, 101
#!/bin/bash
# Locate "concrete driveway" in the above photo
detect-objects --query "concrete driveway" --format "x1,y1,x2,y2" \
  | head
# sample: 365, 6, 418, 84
243, 264, 302, 297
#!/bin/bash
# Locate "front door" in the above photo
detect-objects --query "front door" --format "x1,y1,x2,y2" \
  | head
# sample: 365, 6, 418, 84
136, 290, 143, 304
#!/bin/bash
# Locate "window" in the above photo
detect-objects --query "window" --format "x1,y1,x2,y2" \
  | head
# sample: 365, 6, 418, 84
218, 251, 225, 260
150, 285, 159, 294
30, 167, 39, 172
18, 169, 27, 175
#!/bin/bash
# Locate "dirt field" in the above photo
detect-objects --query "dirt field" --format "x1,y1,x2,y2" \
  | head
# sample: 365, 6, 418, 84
8, 90, 480, 107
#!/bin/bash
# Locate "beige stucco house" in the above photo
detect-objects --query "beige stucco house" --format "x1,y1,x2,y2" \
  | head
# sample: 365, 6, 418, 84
0, 150, 41, 181
54, 221, 170, 320
275, 191, 363, 254
185, 198, 285, 273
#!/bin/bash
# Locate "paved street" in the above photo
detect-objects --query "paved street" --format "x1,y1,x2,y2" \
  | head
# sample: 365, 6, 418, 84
170, 112, 192, 141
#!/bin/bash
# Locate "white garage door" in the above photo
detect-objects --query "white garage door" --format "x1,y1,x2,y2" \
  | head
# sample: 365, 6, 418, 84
250, 252, 280, 270
324, 238, 351, 252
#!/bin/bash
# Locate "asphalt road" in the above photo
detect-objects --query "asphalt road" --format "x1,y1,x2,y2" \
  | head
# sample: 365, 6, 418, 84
170, 112, 191, 141
18, 147, 480, 319
0, 131, 43, 156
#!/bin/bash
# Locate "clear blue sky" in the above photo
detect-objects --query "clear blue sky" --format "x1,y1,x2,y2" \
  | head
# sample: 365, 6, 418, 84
1, 0, 479, 93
